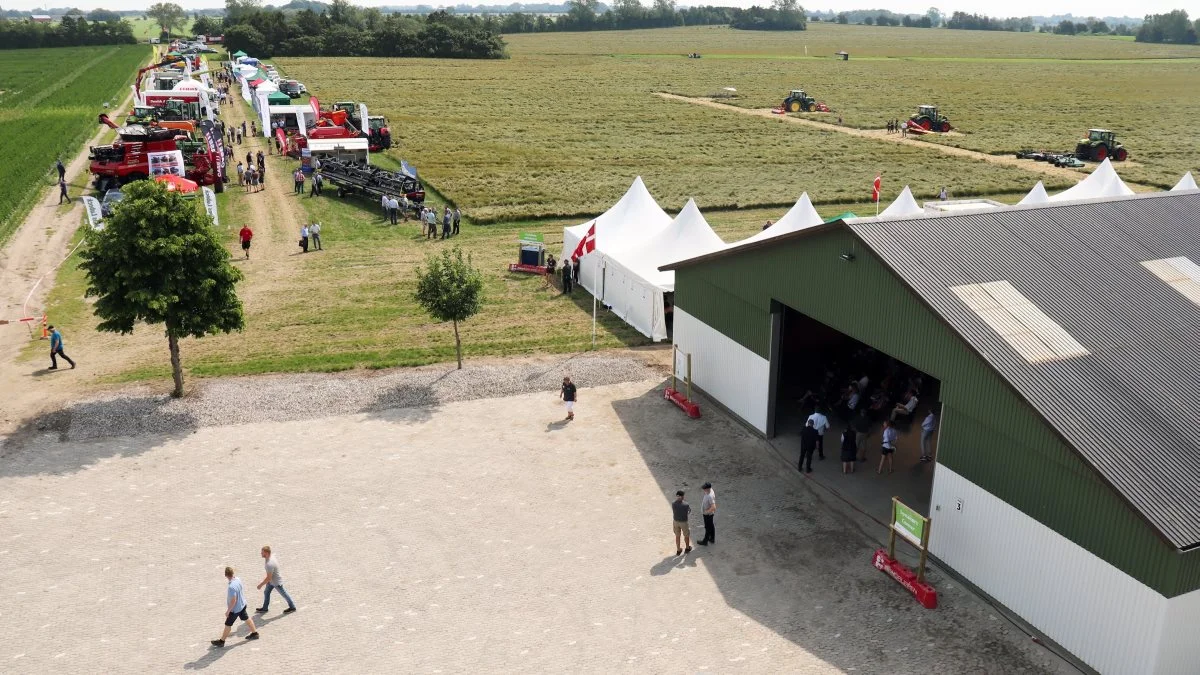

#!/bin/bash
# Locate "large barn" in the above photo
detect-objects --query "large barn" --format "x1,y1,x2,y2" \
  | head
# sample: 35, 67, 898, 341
663, 190, 1200, 674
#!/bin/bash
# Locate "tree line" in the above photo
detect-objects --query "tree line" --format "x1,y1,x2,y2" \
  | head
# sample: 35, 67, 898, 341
498, 0, 805, 33
0, 15, 136, 49
1135, 10, 1199, 43
218, 0, 506, 58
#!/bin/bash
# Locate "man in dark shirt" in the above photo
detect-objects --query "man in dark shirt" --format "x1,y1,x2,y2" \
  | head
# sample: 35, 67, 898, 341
560, 376, 577, 421
572, 258, 581, 284
671, 491, 692, 556
799, 419, 818, 473
56, 160, 66, 181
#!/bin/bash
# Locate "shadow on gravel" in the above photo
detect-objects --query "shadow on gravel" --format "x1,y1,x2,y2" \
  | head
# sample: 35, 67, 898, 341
610, 383, 1057, 674
359, 382, 438, 426
0, 396, 198, 478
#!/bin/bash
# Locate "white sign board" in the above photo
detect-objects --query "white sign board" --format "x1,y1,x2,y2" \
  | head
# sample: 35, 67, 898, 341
201, 186, 219, 226
148, 150, 185, 178
81, 196, 104, 231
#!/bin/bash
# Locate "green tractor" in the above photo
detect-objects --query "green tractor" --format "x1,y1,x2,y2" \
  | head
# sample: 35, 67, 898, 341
909, 105, 952, 133
1075, 129, 1128, 162
783, 89, 818, 113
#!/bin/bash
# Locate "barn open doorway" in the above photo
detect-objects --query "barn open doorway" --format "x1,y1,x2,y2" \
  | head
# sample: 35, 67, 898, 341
769, 303, 941, 525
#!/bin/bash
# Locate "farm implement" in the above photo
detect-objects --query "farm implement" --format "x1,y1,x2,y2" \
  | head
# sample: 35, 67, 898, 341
320, 157, 425, 204
773, 89, 832, 114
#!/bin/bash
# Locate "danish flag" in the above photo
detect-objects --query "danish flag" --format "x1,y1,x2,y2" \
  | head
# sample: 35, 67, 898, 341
872, 175, 882, 203
571, 222, 596, 260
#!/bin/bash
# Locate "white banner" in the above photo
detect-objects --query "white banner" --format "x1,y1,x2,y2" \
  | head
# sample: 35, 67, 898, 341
81, 196, 104, 231
201, 186, 219, 226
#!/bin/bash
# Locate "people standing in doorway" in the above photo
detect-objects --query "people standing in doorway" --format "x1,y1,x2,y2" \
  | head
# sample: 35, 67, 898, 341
840, 424, 858, 474
255, 546, 297, 614
299, 224, 309, 253
698, 482, 716, 546
239, 225, 253, 259
878, 420, 897, 475
920, 409, 938, 463
309, 222, 322, 251
806, 406, 830, 460
560, 376, 577, 421
48, 325, 75, 370
452, 207, 461, 235
799, 419, 817, 474
671, 490, 692, 556
211, 566, 259, 647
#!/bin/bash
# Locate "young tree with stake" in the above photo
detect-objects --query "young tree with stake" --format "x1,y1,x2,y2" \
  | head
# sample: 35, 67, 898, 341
414, 246, 484, 370
79, 180, 245, 397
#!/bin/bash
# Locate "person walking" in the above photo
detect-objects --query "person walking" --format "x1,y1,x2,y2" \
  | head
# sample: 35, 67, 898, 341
299, 224, 309, 253
246, 151, 253, 170
47, 325, 75, 370
806, 406, 830, 460
919, 409, 938, 462
840, 425, 858, 474
698, 482, 716, 546
255, 546, 297, 615
211, 566, 259, 647
878, 420, 897, 475
310, 171, 322, 197
241, 121, 246, 137
671, 490, 692, 556
56, 159, 66, 181
939, 186, 948, 201
560, 376, 577, 421
239, 225, 253, 259
309, 222, 322, 251
452, 207, 461, 235
58, 177, 70, 204
441, 207, 451, 240
399, 194, 409, 222
798, 418, 817, 473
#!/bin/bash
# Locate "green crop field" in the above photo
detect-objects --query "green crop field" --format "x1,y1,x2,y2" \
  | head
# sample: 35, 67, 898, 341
0, 44, 149, 245
278, 23, 1200, 223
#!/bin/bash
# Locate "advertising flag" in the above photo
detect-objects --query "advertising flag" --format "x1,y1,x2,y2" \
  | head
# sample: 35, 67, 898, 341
81, 196, 104, 230
872, 175, 882, 203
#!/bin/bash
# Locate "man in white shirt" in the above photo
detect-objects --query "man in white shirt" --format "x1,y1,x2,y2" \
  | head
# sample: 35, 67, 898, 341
388, 196, 399, 225
698, 482, 717, 546
381, 193, 391, 222
255, 545, 297, 614
806, 407, 830, 460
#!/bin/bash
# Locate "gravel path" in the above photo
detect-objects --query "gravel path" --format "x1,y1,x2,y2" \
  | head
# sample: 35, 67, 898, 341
0, 352, 664, 449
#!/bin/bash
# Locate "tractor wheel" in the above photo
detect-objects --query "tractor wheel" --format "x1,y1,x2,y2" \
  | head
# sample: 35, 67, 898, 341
939, 121, 951, 133
1115, 147, 1128, 161
1092, 144, 1108, 161
919, 119, 932, 131
787, 101, 800, 113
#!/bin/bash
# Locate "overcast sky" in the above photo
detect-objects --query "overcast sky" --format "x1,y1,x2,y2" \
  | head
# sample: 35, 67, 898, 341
8, 0, 1198, 21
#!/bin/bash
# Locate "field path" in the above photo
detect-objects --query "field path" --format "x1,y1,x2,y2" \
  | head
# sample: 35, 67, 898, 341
654, 92, 1153, 190
0, 74, 309, 432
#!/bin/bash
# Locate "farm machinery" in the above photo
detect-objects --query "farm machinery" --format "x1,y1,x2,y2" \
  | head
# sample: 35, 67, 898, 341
319, 157, 424, 204
90, 119, 226, 194
779, 89, 831, 113
1074, 129, 1128, 162
909, 105, 952, 133
330, 101, 392, 151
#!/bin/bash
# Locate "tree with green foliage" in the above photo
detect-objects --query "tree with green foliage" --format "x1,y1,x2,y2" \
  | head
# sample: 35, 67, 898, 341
78, 181, 244, 397
87, 8, 120, 22
192, 14, 221, 36
147, 2, 185, 37
413, 246, 484, 370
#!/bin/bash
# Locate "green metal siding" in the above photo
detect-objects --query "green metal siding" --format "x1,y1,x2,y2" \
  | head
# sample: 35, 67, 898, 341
674, 227, 1200, 598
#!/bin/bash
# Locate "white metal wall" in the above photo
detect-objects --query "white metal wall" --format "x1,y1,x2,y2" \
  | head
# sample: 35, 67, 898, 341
672, 308, 769, 432
930, 465, 1171, 675
1153, 586, 1200, 673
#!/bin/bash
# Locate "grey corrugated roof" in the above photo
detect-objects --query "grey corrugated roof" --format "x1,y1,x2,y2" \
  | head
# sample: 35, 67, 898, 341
849, 191, 1200, 550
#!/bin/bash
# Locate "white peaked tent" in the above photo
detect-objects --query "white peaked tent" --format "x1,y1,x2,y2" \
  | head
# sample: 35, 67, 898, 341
561, 177, 671, 295
1051, 159, 1134, 201
727, 193, 824, 248
600, 199, 725, 341
878, 186, 923, 219
1172, 172, 1198, 191
1018, 181, 1050, 205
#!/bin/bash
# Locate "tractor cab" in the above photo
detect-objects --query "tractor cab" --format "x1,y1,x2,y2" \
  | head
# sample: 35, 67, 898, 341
789, 89, 807, 99
1086, 129, 1114, 143
917, 105, 938, 118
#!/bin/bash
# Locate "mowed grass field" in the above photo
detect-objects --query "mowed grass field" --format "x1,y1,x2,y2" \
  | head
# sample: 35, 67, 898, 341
0, 44, 148, 245
126, 17, 194, 41
279, 24, 1200, 222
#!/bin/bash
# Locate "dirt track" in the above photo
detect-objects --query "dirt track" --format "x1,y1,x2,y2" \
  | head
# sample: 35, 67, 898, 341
654, 93, 1151, 190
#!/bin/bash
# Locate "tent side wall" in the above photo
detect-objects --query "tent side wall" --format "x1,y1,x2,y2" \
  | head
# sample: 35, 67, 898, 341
671, 226, 1199, 598
599, 255, 666, 341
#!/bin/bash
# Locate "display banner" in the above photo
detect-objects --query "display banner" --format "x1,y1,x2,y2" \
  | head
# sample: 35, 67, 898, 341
148, 150, 186, 177
197, 120, 226, 182
81, 196, 104, 230
201, 187, 219, 226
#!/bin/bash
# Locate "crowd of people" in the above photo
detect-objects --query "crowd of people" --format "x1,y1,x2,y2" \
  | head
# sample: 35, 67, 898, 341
792, 344, 939, 476
380, 194, 461, 239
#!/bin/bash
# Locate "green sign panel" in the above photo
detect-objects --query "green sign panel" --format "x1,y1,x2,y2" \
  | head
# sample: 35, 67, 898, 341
893, 500, 926, 547
519, 232, 544, 243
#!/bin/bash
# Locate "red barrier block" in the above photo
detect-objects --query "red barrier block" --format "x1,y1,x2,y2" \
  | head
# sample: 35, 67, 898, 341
664, 387, 701, 418
872, 548, 937, 609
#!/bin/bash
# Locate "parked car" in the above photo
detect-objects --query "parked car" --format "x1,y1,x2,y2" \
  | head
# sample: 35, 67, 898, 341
101, 188, 124, 217
280, 80, 305, 99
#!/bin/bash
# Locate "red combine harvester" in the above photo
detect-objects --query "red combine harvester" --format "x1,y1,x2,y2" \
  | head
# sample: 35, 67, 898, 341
90, 118, 225, 193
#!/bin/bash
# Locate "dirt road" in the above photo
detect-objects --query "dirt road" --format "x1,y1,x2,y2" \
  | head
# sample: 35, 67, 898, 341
0, 75, 308, 432
654, 93, 1151, 190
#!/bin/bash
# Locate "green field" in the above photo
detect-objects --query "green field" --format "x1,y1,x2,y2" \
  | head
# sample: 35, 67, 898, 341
0, 44, 149, 245
279, 24, 1200, 222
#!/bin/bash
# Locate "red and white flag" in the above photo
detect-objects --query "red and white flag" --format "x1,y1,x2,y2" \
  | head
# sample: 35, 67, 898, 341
872, 175, 882, 203
571, 222, 596, 260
